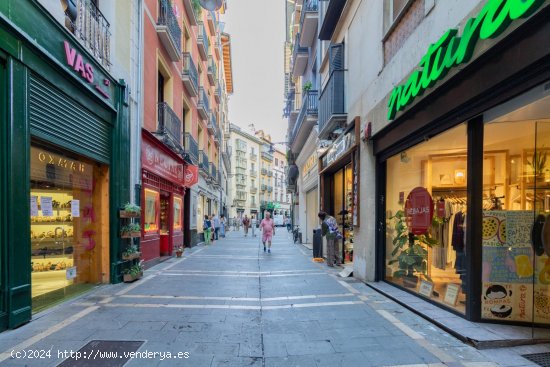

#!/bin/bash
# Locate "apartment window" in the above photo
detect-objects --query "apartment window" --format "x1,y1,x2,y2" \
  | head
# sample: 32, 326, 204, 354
251, 163, 255, 171
251, 179, 255, 186
275, 158, 279, 166
383, 0, 425, 64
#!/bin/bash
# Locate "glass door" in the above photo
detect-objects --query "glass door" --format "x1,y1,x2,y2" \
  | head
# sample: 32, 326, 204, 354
533, 120, 550, 337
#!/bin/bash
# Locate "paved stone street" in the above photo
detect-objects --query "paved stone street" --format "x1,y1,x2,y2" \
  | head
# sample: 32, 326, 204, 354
0, 230, 548, 367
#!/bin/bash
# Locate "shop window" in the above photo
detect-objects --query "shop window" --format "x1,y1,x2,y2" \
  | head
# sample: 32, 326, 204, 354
174, 196, 182, 230
30, 144, 109, 312
385, 123, 468, 313
481, 86, 550, 324
144, 189, 159, 232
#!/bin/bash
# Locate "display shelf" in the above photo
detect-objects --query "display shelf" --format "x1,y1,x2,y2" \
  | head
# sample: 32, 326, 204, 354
121, 231, 141, 239
31, 221, 73, 225
119, 210, 140, 218
123, 271, 143, 282
122, 252, 141, 261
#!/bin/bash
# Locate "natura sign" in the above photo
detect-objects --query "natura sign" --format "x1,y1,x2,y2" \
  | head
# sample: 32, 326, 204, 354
387, 0, 544, 120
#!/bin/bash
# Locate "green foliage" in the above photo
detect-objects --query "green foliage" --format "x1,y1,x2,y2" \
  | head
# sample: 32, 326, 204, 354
302, 81, 312, 92
122, 245, 139, 258
192, 0, 202, 18
388, 210, 439, 280
123, 202, 141, 214
527, 149, 547, 176
123, 264, 143, 276
121, 223, 141, 234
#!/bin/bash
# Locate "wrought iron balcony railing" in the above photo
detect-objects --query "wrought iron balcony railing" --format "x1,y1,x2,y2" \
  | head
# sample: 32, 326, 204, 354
157, 0, 182, 60
207, 56, 217, 86
261, 151, 273, 162
157, 102, 182, 148
182, 52, 199, 96
198, 87, 210, 120
210, 162, 217, 180
199, 150, 209, 173
197, 21, 210, 60
300, 0, 319, 27
184, 133, 199, 163
68, 0, 111, 69
250, 170, 257, 177
290, 89, 318, 144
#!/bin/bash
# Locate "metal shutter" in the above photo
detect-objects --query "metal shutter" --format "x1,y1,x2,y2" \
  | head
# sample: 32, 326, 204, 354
29, 73, 111, 163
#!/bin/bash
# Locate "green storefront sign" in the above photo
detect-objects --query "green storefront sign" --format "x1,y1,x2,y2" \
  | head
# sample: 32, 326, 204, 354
387, 0, 544, 120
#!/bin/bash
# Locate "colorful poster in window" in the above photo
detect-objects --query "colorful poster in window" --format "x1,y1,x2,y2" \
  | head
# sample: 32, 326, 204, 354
40, 196, 53, 217
404, 187, 433, 235
481, 283, 532, 322
174, 196, 182, 229
144, 189, 159, 232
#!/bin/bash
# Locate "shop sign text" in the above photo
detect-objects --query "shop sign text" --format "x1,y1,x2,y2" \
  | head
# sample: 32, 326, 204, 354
142, 139, 184, 184
322, 131, 355, 169
404, 187, 433, 235
63, 41, 111, 99
387, 0, 544, 120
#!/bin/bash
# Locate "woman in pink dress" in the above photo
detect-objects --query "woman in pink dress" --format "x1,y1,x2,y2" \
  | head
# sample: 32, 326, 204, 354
260, 212, 275, 253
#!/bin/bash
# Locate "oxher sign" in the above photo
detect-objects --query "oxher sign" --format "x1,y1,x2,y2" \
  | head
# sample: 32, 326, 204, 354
387, 0, 544, 120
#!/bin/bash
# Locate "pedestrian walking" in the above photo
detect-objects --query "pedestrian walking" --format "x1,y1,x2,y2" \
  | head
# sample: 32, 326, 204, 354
318, 211, 342, 267
260, 212, 275, 253
220, 214, 226, 238
251, 215, 257, 237
212, 213, 220, 240
242, 215, 250, 237
203, 215, 212, 245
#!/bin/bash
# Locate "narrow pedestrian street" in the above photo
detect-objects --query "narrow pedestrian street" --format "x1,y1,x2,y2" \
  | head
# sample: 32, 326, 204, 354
0, 230, 544, 367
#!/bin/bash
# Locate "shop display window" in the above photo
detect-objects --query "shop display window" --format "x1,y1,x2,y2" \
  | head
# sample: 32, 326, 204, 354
144, 189, 159, 232
174, 196, 182, 230
481, 87, 550, 324
30, 145, 108, 312
385, 123, 468, 313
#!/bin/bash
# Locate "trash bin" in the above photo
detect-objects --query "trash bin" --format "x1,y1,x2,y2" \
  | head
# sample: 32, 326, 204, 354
313, 229, 323, 258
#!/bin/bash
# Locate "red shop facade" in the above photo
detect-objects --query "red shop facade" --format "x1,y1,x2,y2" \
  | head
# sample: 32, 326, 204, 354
140, 130, 197, 264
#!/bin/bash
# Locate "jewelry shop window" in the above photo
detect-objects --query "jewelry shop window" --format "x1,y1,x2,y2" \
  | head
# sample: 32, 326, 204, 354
385, 123, 468, 313
144, 189, 159, 232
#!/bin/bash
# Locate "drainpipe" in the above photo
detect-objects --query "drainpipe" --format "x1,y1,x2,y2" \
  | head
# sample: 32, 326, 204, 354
134, 0, 144, 204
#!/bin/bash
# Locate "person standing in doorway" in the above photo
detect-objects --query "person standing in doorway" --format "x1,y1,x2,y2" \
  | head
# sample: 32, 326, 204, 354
251, 215, 257, 237
318, 211, 341, 267
242, 215, 250, 237
203, 215, 212, 245
260, 212, 275, 253
212, 213, 220, 240
220, 214, 226, 238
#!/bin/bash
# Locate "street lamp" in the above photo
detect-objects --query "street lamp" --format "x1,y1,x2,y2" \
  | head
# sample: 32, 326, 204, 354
199, 0, 224, 11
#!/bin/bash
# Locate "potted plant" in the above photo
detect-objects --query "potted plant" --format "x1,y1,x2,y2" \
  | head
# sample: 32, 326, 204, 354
123, 263, 143, 282
192, 0, 202, 18
388, 210, 438, 288
527, 149, 547, 182
120, 202, 141, 218
302, 81, 312, 92
175, 246, 184, 258
121, 223, 141, 238
122, 245, 141, 261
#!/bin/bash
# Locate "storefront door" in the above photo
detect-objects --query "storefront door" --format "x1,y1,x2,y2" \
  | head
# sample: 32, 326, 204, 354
0, 58, 6, 329
305, 189, 318, 244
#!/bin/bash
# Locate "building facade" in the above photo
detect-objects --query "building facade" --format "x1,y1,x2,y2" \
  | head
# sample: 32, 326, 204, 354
0, 0, 135, 329
141, 0, 232, 254
316, 0, 550, 329
285, 0, 322, 245
273, 148, 291, 218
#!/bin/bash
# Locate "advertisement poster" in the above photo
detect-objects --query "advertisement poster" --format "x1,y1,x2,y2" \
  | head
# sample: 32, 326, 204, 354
481, 283, 532, 322
40, 196, 53, 217
30, 196, 39, 217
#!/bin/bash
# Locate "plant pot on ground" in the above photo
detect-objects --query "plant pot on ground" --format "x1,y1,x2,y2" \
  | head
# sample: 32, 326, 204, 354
388, 210, 439, 288
175, 247, 184, 258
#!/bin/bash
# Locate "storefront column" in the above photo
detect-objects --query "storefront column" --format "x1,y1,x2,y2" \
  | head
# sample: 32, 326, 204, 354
466, 116, 484, 321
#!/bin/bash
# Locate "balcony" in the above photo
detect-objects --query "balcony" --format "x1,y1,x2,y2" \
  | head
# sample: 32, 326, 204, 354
198, 87, 210, 120
250, 187, 258, 194
261, 151, 273, 162
182, 0, 199, 26
182, 52, 198, 97
214, 128, 221, 146
319, 0, 347, 41
289, 90, 318, 154
299, 0, 319, 47
250, 170, 257, 177
267, 186, 273, 193
199, 150, 209, 176
156, 102, 183, 154
292, 33, 308, 77
214, 33, 221, 59
197, 22, 210, 61
207, 11, 218, 33
208, 112, 218, 134
236, 191, 247, 201
207, 56, 217, 86
209, 162, 217, 181
267, 171, 273, 177
222, 145, 231, 171
69, 0, 111, 69
250, 153, 257, 162
261, 184, 267, 192
236, 158, 247, 170
236, 142, 247, 152
214, 81, 221, 103
261, 168, 268, 176
156, 0, 182, 61
319, 70, 346, 139
184, 133, 199, 164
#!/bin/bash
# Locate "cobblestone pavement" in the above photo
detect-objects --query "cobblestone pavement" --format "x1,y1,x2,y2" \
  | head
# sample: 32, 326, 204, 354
0, 230, 547, 366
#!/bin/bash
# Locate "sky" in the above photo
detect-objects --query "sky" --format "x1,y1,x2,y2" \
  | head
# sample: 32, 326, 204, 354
222, 0, 287, 144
